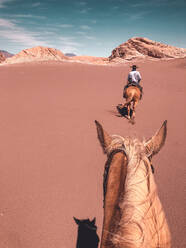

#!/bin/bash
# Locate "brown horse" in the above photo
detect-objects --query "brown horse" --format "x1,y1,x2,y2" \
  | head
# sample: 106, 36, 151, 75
120, 86, 141, 121
95, 120, 171, 248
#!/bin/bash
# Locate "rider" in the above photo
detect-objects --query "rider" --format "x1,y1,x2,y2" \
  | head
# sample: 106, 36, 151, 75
123, 64, 143, 98
118, 64, 142, 113
128, 64, 141, 85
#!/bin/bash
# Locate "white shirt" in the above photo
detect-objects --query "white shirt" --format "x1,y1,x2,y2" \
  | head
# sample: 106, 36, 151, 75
128, 70, 141, 84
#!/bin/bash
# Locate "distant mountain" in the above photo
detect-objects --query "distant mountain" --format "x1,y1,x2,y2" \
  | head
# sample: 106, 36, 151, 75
109, 37, 186, 61
3, 38, 185, 66
4, 46, 68, 64
65, 53, 76, 57
0, 52, 6, 63
0, 50, 14, 58
3, 47, 109, 65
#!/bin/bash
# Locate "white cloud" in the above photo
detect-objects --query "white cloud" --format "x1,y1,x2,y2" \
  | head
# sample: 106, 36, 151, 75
0, 30, 48, 47
123, 11, 150, 21
59, 36, 82, 54
59, 24, 74, 28
84, 36, 96, 40
80, 25, 91, 30
0, 18, 49, 47
0, 18, 84, 54
130, 2, 147, 8
32, 2, 41, 7
129, 11, 149, 20
130, 0, 177, 8
0, 18, 16, 28
79, 1, 87, 6
59, 45, 79, 54
37, 25, 58, 32
96, 42, 103, 46
76, 31, 96, 40
59, 37, 81, 47
79, 7, 92, 14
7, 14, 46, 19
80, 9, 88, 14
0, 0, 14, 8
76, 31, 86, 35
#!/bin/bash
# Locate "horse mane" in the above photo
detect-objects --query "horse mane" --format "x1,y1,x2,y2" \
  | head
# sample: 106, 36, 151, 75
105, 135, 171, 248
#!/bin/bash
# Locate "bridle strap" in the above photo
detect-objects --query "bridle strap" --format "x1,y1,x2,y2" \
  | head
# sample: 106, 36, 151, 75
108, 148, 126, 157
103, 149, 127, 208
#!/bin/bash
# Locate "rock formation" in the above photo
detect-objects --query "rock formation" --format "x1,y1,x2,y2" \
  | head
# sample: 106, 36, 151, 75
109, 37, 186, 61
0, 50, 14, 58
2, 38, 186, 66
0, 52, 6, 63
4, 46, 68, 64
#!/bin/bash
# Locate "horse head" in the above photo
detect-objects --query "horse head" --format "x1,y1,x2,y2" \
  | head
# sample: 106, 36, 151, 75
95, 120, 171, 248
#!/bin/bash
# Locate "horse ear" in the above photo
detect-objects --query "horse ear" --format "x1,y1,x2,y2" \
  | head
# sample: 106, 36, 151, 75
145, 120, 167, 157
91, 217, 96, 225
73, 217, 80, 225
95, 120, 112, 154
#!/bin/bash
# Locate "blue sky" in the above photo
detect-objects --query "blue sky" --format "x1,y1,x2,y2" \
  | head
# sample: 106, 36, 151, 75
0, 0, 185, 56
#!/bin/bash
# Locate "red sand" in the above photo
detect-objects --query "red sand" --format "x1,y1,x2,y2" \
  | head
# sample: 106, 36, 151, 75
0, 59, 185, 247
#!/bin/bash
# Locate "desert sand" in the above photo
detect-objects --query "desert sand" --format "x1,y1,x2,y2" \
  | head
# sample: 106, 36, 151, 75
0, 58, 185, 248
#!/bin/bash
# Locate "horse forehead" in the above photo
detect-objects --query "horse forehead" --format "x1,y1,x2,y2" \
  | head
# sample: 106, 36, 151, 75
110, 135, 145, 154
111, 135, 143, 147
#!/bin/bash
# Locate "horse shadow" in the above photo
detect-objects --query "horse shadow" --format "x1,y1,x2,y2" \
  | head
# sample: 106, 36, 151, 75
73, 217, 100, 248
116, 104, 133, 118
116, 105, 136, 124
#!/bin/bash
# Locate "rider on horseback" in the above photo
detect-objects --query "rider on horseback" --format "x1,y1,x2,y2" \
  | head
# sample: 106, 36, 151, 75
123, 65, 143, 98
128, 65, 141, 84
117, 65, 143, 121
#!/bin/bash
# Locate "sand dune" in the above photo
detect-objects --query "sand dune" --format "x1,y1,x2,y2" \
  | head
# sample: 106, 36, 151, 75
0, 58, 185, 248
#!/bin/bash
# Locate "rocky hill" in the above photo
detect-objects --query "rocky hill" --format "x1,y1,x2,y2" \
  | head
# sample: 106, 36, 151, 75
0, 50, 14, 58
0, 52, 6, 63
4, 46, 68, 64
2, 47, 109, 65
109, 37, 186, 61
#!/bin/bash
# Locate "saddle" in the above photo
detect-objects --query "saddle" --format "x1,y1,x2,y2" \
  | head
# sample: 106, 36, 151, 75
123, 82, 143, 100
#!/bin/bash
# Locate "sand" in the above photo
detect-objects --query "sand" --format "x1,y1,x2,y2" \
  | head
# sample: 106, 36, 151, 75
0, 58, 185, 248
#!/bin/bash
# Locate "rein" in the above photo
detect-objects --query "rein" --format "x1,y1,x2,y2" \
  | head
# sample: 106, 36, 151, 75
103, 149, 127, 207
